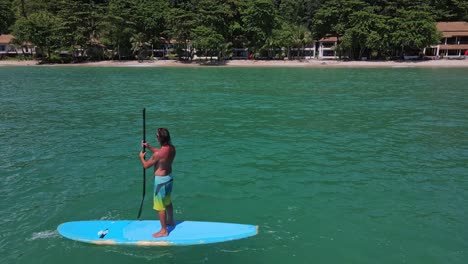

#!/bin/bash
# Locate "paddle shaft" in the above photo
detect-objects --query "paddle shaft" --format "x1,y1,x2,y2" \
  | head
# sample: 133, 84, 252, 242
137, 108, 146, 219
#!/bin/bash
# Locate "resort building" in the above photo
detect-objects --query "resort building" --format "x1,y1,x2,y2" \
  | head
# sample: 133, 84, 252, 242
3, 21, 467, 61
151, 37, 172, 59
317, 37, 338, 59
0, 34, 36, 57
424, 21, 468, 58
232, 48, 250, 59
0, 35, 15, 56
290, 42, 317, 59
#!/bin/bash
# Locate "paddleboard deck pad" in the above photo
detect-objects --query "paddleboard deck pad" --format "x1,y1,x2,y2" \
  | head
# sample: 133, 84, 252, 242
57, 220, 258, 246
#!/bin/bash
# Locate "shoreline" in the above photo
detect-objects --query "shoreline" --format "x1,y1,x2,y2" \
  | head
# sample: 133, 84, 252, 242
0, 59, 467, 68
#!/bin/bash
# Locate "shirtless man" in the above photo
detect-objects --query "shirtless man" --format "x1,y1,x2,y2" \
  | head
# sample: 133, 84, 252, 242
139, 128, 176, 238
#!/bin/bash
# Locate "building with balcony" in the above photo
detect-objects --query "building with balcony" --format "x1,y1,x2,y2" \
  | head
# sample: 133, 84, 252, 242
317, 37, 338, 59
424, 22, 468, 58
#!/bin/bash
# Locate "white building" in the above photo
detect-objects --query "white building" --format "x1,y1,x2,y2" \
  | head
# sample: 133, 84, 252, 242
0, 34, 36, 57
289, 42, 317, 59
424, 22, 468, 58
317, 37, 338, 59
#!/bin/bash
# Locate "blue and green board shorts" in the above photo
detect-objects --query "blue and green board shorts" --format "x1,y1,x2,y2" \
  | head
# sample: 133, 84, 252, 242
153, 175, 173, 211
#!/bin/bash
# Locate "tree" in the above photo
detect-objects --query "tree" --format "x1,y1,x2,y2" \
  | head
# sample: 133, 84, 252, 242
0, 0, 15, 34
11, 0, 61, 18
132, 0, 169, 48
429, 0, 468, 21
389, 9, 441, 57
291, 24, 312, 58
11, 11, 62, 59
273, 23, 294, 59
224, 0, 249, 48
130, 32, 150, 61
168, 3, 199, 59
101, 0, 138, 60
340, 8, 390, 59
278, 0, 307, 26
191, 26, 224, 60
313, 0, 369, 58
4, 0, 459, 62
242, 0, 278, 55
195, 0, 228, 36
55, 0, 106, 59
364, 0, 431, 16
278, 0, 324, 28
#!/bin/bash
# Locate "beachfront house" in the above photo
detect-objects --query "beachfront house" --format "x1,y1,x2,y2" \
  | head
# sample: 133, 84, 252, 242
0, 34, 36, 58
424, 21, 468, 58
151, 37, 172, 59
289, 41, 317, 59
0, 35, 16, 57
317, 37, 338, 59
232, 48, 250, 59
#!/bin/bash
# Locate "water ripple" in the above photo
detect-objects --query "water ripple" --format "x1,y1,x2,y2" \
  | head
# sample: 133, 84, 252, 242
0, 67, 467, 263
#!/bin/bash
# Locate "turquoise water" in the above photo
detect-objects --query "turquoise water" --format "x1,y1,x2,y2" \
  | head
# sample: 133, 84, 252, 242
0, 66, 467, 263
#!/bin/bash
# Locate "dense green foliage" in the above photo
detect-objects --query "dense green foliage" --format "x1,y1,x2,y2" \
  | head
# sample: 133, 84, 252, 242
0, 0, 15, 34
2, 0, 466, 60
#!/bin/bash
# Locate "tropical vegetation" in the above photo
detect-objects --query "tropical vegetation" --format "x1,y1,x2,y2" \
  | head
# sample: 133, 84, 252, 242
1, 0, 467, 61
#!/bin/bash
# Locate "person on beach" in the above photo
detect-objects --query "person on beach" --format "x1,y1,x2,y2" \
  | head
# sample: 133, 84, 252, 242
139, 128, 176, 238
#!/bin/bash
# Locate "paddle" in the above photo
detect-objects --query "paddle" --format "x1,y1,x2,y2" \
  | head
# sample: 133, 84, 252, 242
137, 108, 146, 219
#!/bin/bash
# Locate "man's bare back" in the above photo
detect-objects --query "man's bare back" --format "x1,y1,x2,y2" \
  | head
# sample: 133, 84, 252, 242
152, 145, 176, 176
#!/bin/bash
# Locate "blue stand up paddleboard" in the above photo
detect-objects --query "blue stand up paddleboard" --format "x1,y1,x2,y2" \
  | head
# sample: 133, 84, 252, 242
57, 220, 258, 246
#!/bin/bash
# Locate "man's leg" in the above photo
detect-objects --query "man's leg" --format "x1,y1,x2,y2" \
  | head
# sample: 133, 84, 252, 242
152, 210, 168, 238
166, 203, 174, 226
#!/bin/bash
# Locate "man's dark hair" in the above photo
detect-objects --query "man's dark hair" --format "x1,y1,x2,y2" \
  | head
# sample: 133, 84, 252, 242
157, 128, 171, 146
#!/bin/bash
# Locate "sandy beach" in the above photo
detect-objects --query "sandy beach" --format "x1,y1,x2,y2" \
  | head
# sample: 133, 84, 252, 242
0, 58, 467, 67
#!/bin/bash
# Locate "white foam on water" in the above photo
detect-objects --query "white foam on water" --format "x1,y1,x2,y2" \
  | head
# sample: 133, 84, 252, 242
99, 210, 121, 220
220, 249, 246, 253
28, 230, 59, 241
105, 248, 173, 260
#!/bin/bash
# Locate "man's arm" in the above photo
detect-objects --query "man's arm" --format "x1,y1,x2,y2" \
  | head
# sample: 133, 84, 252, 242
142, 142, 159, 153
139, 151, 158, 169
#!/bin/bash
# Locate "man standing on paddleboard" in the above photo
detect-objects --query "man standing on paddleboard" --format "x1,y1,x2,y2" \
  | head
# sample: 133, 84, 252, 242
139, 128, 176, 238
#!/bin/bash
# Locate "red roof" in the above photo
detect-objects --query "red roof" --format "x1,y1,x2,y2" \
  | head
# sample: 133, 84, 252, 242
0, 34, 14, 44
439, 44, 468, 50
0, 34, 33, 46
437, 22, 468, 37
319, 36, 338, 42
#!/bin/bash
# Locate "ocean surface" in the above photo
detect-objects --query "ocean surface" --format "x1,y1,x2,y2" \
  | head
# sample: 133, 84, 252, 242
0, 66, 467, 264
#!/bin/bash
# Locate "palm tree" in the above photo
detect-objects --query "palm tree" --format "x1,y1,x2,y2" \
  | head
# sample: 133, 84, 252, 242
291, 25, 312, 58
130, 33, 149, 61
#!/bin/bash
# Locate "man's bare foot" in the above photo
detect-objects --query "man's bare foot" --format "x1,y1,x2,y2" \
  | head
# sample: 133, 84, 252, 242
167, 221, 175, 226
152, 229, 168, 238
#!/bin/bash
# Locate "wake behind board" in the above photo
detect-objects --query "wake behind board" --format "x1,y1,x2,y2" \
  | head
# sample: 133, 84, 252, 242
58, 220, 258, 246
